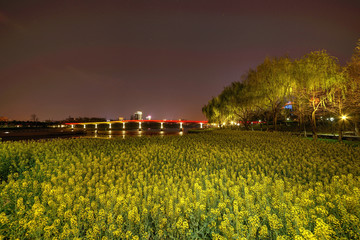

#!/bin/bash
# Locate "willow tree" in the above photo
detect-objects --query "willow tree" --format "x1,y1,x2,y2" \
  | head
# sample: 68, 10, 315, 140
248, 56, 293, 131
326, 68, 348, 141
220, 81, 257, 130
202, 97, 220, 124
294, 50, 344, 140
202, 96, 230, 126
346, 39, 360, 135
291, 59, 310, 135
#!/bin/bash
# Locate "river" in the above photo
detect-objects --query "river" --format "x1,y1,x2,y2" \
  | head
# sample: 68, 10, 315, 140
0, 128, 190, 141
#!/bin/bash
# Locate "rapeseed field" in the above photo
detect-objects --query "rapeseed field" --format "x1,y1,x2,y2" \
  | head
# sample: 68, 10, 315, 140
0, 130, 359, 239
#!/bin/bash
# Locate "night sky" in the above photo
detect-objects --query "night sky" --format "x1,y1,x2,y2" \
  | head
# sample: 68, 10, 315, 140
1, 0, 359, 121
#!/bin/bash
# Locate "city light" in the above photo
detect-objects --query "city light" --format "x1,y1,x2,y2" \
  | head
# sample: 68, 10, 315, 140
341, 115, 347, 120
330, 117, 334, 121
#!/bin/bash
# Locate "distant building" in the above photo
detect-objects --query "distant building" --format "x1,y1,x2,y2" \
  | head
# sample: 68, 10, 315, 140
283, 101, 293, 110
146, 115, 152, 120
118, 117, 124, 121
131, 111, 143, 120
135, 111, 143, 120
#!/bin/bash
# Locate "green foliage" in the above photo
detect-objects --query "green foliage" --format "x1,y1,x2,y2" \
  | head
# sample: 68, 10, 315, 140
345, 38, 360, 110
1, 133, 360, 239
202, 96, 229, 124
203, 44, 360, 140
248, 56, 294, 130
296, 50, 342, 92
293, 50, 346, 139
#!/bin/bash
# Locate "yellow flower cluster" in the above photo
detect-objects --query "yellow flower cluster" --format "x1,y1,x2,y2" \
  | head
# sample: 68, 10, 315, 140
0, 130, 359, 239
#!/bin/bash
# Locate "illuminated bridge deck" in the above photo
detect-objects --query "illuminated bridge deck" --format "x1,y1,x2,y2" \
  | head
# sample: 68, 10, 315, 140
65, 120, 208, 131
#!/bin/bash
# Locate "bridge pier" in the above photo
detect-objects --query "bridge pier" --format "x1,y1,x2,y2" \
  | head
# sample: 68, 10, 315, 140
84, 124, 86, 129
123, 122, 125, 130
95, 124, 98, 129
71, 124, 74, 129
109, 123, 112, 129
200, 123, 203, 128
160, 122, 164, 131
139, 122, 142, 131
180, 122, 183, 131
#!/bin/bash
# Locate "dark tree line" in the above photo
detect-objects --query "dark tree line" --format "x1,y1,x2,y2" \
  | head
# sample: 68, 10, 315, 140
203, 40, 360, 141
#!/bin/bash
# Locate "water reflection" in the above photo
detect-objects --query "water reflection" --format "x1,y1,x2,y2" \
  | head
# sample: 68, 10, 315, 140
88, 129, 186, 139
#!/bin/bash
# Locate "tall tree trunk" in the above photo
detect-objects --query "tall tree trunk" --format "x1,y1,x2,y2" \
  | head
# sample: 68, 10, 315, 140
355, 113, 360, 136
299, 114, 303, 128
243, 118, 249, 130
274, 112, 278, 131
311, 110, 317, 141
301, 115, 307, 137
337, 98, 344, 141
338, 121, 343, 142
298, 113, 305, 136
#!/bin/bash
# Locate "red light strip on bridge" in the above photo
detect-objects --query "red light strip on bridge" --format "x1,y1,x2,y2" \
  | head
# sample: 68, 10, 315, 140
65, 120, 208, 125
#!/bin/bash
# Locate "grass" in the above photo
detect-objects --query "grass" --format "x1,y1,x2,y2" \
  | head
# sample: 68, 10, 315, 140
304, 137, 360, 146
